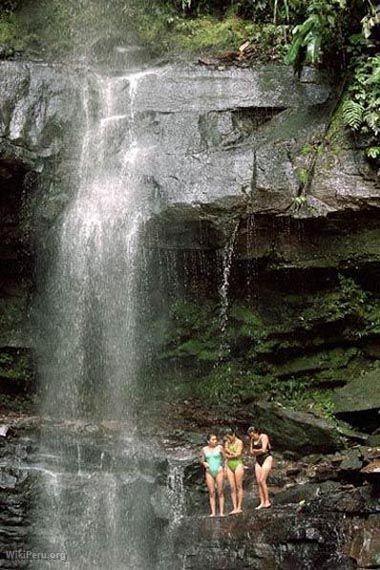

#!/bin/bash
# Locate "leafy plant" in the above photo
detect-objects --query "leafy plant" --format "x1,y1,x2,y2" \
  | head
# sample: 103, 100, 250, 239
342, 99, 364, 130
343, 55, 380, 141
366, 146, 380, 159
286, 0, 346, 67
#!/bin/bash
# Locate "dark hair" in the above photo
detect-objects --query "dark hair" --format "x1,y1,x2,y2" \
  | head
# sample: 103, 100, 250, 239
207, 433, 217, 442
247, 426, 260, 435
224, 427, 236, 437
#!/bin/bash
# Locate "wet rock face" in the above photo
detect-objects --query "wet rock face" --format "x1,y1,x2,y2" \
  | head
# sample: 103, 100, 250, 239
0, 425, 34, 568
0, 58, 378, 568
0, 62, 84, 406
172, 511, 355, 569
133, 65, 336, 219
0, 420, 179, 568
0, 62, 82, 158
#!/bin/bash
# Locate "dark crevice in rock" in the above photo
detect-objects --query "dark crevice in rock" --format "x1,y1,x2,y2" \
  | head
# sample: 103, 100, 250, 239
335, 409, 380, 435
231, 106, 287, 134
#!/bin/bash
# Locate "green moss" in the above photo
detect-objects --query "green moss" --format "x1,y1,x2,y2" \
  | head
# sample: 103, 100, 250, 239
324, 96, 349, 155
136, 14, 290, 57
0, 393, 34, 413
0, 349, 33, 382
162, 277, 377, 367
295, 167, 309, 186
300, 143, 314, 156
160, 272, 379, 424
0, 296, 28, 337
139, 14, 248, 53
195, 364, 338, 423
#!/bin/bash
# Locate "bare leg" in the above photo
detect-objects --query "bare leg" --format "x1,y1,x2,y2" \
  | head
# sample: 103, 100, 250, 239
261, 456, 273, 507
235, 464, 245, 512
255, 463, 265, 509
216, 469, 225, 516
226, 466, 238, 513
205, 471, 216, 516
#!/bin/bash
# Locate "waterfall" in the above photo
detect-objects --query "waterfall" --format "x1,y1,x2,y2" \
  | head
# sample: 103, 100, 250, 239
39, 70, 157, 422
32, 69, 167, 569
218, 221, 239, 358
166, 461, 186, 526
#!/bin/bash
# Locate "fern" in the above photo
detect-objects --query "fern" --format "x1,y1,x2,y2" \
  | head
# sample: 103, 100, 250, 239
366, 146, 380, 159
342, 99, 364, 130
344, 54, 380, 143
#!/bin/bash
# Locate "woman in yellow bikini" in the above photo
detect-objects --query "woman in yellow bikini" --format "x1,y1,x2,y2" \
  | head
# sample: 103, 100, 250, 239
224, 428, 244, 514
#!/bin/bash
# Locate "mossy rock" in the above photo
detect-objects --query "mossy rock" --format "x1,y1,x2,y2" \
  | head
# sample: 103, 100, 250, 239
273, 347, 359, 379
332, 365, 380, 432
249, 401, 341, 454
333, 365, 380, 414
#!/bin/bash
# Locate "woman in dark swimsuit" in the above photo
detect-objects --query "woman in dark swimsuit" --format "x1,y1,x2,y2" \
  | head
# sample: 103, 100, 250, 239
248, 426, 273, 509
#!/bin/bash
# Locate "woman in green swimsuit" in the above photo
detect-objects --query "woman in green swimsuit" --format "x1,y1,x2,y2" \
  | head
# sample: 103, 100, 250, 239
224, 428, 244, 514
200, 434, 225, 517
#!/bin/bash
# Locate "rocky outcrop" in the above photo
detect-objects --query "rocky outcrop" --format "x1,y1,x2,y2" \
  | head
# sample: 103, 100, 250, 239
162, 439, 380, 569
1, 416, 378, 570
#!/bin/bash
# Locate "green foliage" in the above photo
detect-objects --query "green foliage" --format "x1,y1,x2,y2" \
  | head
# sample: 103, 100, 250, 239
196, 363, 338, 422
285, 0, 378, 160
0, 393, 34, 412
229, 305, 264, 340
366, 146, 380, 159
0, 11, 23, 50
161, 273, 379, 423
343, 55, 380, 141
137, 12, 259, 54
286, 0, 346, 67
162, 300, 225, 361
196, 363, 250, 402
163, 276, 373, 368
0, 350, 32, 381
295, 168, 309, 186
179, 0, 306, 24
342, 99, 364, 130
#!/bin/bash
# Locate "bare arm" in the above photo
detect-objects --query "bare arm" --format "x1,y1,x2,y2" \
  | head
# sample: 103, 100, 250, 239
199, 448, 209, 470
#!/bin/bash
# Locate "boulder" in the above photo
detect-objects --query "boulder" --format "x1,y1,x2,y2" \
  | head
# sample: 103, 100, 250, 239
249, 401, 341, 454
333, 366, 380, 432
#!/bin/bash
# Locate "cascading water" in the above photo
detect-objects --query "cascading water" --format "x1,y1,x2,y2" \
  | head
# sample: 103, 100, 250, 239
40, 70, 153, 421
218, 221, 239, 358
31, 68, 172, 569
